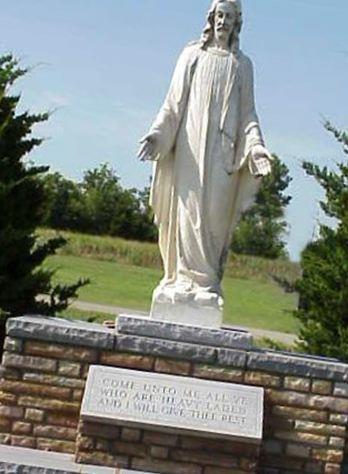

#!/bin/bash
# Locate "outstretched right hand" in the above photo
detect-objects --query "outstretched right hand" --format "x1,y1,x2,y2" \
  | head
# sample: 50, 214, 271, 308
137, 133, 160, 162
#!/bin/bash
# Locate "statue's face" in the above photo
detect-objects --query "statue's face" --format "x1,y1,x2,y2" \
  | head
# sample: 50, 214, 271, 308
214, 1, 237, 46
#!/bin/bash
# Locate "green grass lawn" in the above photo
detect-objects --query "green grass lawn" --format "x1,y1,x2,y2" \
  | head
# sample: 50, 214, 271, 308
46, 255, 299, 334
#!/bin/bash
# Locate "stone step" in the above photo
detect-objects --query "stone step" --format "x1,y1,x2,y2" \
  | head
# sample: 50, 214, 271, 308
0, 445, 152, 474
116, 314, 253, 350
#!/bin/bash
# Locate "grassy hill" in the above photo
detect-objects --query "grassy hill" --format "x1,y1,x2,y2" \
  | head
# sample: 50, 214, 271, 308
40, 229, 300, 334
40, 229, 300, 282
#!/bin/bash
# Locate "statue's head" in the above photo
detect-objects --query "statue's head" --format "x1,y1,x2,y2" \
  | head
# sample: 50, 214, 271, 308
201, 0, 243, 53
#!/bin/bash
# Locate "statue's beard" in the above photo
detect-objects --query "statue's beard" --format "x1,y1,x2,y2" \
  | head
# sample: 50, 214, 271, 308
214, 29, 231, 45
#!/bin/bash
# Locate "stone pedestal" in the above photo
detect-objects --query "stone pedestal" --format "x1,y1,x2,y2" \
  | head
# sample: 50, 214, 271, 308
76, 316, 261, 472
0, 315, 348, 474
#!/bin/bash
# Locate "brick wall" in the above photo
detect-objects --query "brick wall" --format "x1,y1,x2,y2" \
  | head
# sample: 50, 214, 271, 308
0, 316, 347, 474
76, 421, 259, 473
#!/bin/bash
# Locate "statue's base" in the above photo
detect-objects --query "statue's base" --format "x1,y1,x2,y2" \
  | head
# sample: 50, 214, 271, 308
151, 299, 222, 328
150, 286, 223, 329
2, 316, 348, 473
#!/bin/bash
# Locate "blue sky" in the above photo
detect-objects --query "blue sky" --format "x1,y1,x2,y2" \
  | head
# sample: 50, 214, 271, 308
1, 0, 347, 260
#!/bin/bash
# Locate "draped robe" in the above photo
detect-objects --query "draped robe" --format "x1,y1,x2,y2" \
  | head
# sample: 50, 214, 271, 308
149, 43, 264, 307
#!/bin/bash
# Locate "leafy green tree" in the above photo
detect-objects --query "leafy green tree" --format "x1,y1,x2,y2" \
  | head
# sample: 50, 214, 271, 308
0, 55, 87, 349
294, 122, 348, 361
232, 155, 292, 259
134, 186, 158, 242
43, 164, 158, 242
81, 163, 140, 238
43, 172, 85, 231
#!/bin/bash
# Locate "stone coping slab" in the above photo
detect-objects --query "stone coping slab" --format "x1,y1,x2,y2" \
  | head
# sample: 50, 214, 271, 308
6, 315, 114, 350
116, 333, 218, 364
117, 314, 253, 349
4, 316, 348, 382
247, 350, 348, 382
0, 445, 152, 473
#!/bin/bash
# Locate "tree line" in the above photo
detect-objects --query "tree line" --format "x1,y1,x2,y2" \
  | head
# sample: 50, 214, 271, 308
41, 158, 292, 261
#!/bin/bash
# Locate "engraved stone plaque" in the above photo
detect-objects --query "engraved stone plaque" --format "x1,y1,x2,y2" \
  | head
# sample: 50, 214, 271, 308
81, 366, 264, 443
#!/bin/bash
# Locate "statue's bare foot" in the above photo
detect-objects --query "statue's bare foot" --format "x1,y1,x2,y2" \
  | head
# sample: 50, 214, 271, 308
173, 290, 194, 304
153, 283, 195, 305
194, 290, 222, 308
153, 286, 175, 304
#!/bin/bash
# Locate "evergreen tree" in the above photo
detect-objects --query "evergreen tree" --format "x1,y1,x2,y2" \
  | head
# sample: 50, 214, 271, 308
232, 155, 292, 259
295, 122, 348, 361
0, 55, 87, 347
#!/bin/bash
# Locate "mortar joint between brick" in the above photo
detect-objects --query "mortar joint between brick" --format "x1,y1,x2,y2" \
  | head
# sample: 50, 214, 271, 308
309, 379, 314, 394
243, 354, 248, 372
212, 348, 218, 365
69, 387, 75, 402
279, 375, 285, 391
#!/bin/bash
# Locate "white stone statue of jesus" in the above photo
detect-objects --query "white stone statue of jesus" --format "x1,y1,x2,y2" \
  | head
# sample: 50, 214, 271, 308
138, 0, 272, 328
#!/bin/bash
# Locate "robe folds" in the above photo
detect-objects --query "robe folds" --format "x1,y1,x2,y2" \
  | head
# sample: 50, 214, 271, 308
149, 43, 264, 299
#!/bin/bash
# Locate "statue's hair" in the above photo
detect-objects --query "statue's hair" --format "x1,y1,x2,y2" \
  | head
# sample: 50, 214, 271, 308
200, 0, 243, 54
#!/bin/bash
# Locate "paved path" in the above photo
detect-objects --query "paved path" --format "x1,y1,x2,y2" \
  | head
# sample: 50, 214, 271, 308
71, 300, 298, 346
